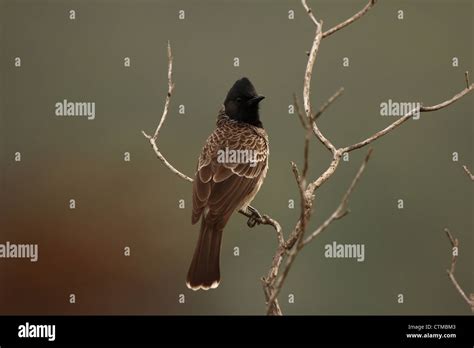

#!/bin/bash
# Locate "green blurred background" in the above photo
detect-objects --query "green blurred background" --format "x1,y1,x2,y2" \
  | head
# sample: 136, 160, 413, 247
0, 0, 472, 315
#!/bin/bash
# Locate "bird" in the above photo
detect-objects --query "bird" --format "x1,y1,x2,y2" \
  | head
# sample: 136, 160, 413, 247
186, 77, 269, 291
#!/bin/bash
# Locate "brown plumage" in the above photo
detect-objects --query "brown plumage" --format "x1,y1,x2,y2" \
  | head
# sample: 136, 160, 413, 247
187, 78, 268, 290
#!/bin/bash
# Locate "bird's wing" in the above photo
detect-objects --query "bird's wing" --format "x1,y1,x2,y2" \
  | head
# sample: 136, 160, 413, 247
192, 120, 268, 225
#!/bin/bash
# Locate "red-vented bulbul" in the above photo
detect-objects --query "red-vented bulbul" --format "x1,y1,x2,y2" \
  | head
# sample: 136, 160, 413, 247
187, 77, 268, 290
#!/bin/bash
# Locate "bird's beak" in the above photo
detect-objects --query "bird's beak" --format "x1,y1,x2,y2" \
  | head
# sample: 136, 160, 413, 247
248, 95, 265, 106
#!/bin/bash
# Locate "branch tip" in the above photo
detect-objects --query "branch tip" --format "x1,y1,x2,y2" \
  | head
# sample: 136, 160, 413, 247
443, 229, 472, 310
462, 165, 474, 181
322, 0, 377, 38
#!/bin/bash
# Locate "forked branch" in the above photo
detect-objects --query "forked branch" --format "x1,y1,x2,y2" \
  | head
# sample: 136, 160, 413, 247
444, 228, 473, 312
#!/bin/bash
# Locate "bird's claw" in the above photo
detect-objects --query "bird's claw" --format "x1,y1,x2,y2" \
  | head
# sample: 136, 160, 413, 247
247, 218, 257, 228
246, 206, 262, 228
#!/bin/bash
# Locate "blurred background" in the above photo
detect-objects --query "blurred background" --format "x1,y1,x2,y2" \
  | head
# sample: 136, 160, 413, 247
0, 0, 472, 315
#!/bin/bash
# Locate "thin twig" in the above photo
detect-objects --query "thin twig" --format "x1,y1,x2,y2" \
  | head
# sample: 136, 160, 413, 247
322, 0, 377, 39
293, 95, 311, 179
420, 84, 473, 111
306, 152, 342, 195
263, 215, 284, 246
444, 228, 458, 274
301, 0, 320, 27
342, 83, 474, 153
293, 94, 309, 130
304, 25, 338, 155
143, 137, 194, 183
142, 41, 175, 142
444, 228, 473, 311
265, 246, 298, 315
291, 162, 306, 206
141, 42, 193, 183
462, 165, 474, 181
313, 87, 345, 120
239, 208, 284, 245
301, 1, 337, 156
303, 149, 372, 246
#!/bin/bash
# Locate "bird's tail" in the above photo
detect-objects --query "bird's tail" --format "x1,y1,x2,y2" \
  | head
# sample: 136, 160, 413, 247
186, 217, 223, 290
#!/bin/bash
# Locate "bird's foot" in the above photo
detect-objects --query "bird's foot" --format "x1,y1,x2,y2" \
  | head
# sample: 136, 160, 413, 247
246, 206, 262, 228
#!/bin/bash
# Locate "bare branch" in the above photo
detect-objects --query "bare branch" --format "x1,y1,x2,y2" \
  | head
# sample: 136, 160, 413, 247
447, 273, 473, 313
293, 94, 309, 130
306, 153, 342, 195
444, 228, 473, 312
307, 87, 344, 161
143, 136, 194, 183
301, 0, 321, 28
293, 95, 312, 179
239, 208, 284, 246
262, 241, 286, 315
314, 87, 345, 120
266, 149, 373, 314
462, 165, 474, 181
262, 278, 282, 315
265, 245, 298, 315
444, 228, 458, 274
291, 162, 305, 200
302, 132, 310, 179
342, 83, 474, 153
141, 42, 193, 183
295, 89, 344, 180
262, 215, 284, 246
322, 0, 377, 39
301, 3, 337, 156
444, 228, 457, 248
336, 148, 373, 209
419, 84, 473, 111
142, 41, 175, 142
303, 148, 373, 245
465, 71, 470, 89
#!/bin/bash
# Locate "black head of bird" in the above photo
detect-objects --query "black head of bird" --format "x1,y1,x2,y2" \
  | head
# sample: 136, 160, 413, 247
224, 77, 265, 127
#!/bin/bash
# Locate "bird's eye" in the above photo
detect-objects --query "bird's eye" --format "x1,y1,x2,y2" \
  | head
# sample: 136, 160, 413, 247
236, 97, 242, 103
